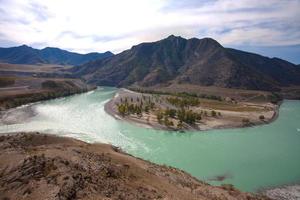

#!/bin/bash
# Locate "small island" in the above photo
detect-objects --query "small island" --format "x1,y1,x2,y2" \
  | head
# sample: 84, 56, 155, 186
105, 85, 280, 131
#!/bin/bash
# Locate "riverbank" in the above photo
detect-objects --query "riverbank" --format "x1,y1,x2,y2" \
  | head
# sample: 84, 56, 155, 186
262, 184, 300, 200
0, 79, 95, 111
0, 132, 269, 200
0, 62, 96, 111
105, 88, 279, 131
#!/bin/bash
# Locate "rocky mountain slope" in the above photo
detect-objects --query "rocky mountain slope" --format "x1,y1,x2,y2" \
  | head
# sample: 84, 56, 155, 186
74, 35, 300, 91
0, 132, 269, 200
0, 45, 113, 65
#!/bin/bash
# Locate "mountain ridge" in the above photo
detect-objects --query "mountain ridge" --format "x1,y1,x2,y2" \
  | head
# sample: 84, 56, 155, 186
74, 35, 300, 91
0, 45, 113, 65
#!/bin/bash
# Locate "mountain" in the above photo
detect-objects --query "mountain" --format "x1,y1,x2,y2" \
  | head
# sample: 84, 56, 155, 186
0, 45, 44, 65
39, 47, 113, 66
0, 45, 113, 65
74, 35, 300, 91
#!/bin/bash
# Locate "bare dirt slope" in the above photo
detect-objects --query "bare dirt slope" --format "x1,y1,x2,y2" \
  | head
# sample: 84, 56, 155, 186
0, 132, 269, 200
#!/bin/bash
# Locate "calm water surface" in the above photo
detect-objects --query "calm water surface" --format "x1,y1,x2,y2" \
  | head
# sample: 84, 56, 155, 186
1, 87, 300, 192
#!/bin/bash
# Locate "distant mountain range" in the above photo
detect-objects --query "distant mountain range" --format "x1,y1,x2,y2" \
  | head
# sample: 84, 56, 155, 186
73, 35, 300, 91
0, 45, 113, 65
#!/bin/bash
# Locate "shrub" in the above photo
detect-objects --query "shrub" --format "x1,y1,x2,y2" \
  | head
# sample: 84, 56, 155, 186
164, 116, 173, 127
41, 80, 60, 89
165, 108, 176, 118
156, 110, 164, 124
211, 110, 217, 117
259, 115, 265, 120
0, 77, 15, 87
242, 118, 250, 124
177, 121, 183, 129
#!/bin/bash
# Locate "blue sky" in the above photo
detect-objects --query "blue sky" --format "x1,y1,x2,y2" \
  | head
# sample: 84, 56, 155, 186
0, 0, 299, 64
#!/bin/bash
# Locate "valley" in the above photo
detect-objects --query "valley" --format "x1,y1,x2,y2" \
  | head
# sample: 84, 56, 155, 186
0, 36, 299, 200
1, 87, 300, 199
1, 0, 300, 199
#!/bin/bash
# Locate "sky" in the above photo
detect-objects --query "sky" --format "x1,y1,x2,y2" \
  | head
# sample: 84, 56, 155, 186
0, 0, 299, 64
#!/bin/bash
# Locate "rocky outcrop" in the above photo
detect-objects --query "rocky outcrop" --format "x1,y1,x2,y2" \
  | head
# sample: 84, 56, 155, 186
0, 132, 269, 200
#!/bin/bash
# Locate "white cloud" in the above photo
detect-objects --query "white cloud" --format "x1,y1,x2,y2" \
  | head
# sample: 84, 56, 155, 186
0, 0, 299, 53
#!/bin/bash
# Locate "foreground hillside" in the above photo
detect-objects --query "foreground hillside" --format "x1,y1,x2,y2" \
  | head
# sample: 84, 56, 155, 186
0, 132, 269, 200
74, 35, 300, 92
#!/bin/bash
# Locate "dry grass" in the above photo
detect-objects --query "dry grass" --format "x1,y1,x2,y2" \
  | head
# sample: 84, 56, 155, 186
198, 98, 266, 112
0, 62, 72, 73
141, 83, 273, 102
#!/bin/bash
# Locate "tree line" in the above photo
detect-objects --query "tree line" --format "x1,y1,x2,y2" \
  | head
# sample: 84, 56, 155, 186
116, 95, 221, 130
116, 96, 155, 117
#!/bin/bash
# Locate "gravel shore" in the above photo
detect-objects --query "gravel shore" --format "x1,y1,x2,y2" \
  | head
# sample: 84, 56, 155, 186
263, 185, 300, 200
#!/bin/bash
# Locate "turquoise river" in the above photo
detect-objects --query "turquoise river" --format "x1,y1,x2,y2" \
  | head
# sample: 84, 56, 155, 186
1, 87, 300, 192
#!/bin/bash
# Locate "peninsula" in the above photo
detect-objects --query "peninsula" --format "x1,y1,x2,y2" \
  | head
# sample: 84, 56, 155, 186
105, 87, 279, 131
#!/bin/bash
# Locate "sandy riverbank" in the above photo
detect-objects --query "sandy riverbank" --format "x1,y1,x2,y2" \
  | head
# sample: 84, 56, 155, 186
105, 88, 280, 131
0, 132, 269, 200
